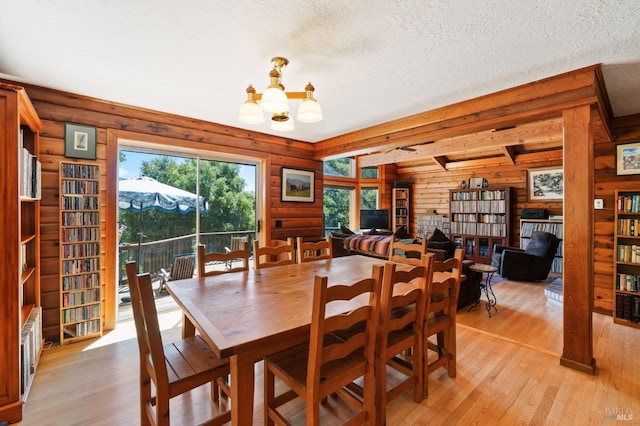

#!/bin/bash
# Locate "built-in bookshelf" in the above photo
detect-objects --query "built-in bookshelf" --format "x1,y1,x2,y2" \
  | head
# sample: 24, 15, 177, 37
416, 214, 450, 239
449, 187, 511, 263
392, 188, 410, 233
0, 83, 43, 423
614, 191, 640, 328
520, 219, 563, 273
60, 162, 103, 344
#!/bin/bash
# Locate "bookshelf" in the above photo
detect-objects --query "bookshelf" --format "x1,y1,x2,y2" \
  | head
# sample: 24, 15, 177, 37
59, 162, 103, 344
0, 83, 43, 423
416, 214, 450, 239
449, 187, 511, 263
613, 191, 640, 328
392, 188, 409, 233
520, 219, 563, 273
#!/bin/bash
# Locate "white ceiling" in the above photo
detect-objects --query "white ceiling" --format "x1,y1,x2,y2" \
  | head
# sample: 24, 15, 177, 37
1, 1, 639, 143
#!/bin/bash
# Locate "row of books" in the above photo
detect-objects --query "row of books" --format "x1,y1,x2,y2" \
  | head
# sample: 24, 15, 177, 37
61, 242, 101, 258
452, 213, 507, 223
61, 195, 100, 210
62, 258, 100, 275
617, 194, 640, 213
617, 218, 640, 237
62, 288, 101, 308
615, 293, 640, 323
451, 189, 507, 201
450, 200, 507, 214
62, 304, 101, 323
521, 221, 563, 238
61, 163, 99, 179
617, 245, 640, 263
616, 273, 640, 292
62, 319, 101, 339
20, 147, 41, 199
61, 226, 100, 242
61, 211, 100, 226
62, 273, 100, 291
395, 208, 408, 215
20, 307, 42, 394
61, 180, 99, 195
451, 222, 507, 237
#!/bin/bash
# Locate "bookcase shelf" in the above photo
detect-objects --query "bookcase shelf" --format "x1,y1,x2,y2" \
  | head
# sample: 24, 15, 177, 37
449, 187, 511, 263
0, 83, 43, 423
392, 188, 410, 233
416, 214, 450, 239
613, 191, 640, 328
59, 162, 103, 344
520, 219, 563, 273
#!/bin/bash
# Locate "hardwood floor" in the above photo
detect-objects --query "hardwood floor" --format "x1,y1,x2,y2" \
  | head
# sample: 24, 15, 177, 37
20, 278, 639, 425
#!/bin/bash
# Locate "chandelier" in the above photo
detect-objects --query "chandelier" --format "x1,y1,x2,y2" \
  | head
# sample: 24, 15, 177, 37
238, 57, 323, 131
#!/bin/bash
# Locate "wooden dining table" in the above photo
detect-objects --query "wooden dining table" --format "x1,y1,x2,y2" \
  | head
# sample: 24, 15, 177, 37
165, 254, 389, 425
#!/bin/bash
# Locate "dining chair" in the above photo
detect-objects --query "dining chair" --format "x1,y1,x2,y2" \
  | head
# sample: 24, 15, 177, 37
296, 235, 333, 263
197, 242, 249, 277
388, 236, 427, 265
423, 248, 463, 398
373, 254, 434, 424
124, 261, 231, 426
263, 265, 383, 425
253, 239, 295, 269
157, 253, 196, 293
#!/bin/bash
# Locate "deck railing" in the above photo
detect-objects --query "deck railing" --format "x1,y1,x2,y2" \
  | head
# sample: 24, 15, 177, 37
118, 230, 255, 284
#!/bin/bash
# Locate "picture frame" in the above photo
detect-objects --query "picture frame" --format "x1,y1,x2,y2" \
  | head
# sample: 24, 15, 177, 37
468, 177, 485, 189
281, 167, 315, 203
64, 123, 96, 160
616, 142, 640, 176
528, 167, 563, 201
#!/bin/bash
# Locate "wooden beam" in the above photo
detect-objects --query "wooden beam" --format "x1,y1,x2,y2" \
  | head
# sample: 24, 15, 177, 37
502, 146, 516, 164
359, 117, 563, 167
432, 156, 447, 170
561, 104, 596, 374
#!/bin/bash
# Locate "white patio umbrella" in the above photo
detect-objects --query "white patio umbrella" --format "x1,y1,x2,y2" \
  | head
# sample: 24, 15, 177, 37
118, 176, 208, 270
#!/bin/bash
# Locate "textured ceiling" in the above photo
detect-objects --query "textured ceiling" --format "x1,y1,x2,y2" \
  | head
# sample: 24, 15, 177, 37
1, 0, 639, 143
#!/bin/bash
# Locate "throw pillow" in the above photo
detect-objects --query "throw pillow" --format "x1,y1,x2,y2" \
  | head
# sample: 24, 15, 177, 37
428, 228, 454, 258
394, 225, 409, 239
340, 225, 356, 235
429, 228, 449, 242
331, 231, 351, 239
367, 228, 379, 235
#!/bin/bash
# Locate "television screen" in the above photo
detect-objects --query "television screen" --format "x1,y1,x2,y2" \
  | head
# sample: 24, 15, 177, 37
359, 209, 389, 230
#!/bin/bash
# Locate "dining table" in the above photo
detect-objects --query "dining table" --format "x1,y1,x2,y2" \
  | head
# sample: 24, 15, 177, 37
165, 254, 449, 425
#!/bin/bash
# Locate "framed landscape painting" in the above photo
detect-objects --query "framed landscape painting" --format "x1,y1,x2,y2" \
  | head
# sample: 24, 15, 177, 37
616, 142, 640, 175
281, 167, 315, 202
528, 167, 563, 201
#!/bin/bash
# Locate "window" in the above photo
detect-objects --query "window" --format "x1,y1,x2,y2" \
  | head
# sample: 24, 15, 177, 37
360, 166, 378, 179
360, 187, 379, 210
323, 158, 355, 178
323, 186, 354, 234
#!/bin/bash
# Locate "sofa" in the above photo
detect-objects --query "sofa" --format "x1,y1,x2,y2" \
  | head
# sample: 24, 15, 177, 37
331, 227, 481, 310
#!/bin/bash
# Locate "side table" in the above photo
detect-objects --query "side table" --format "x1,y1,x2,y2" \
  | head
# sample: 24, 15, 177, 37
468, 263, 498, 317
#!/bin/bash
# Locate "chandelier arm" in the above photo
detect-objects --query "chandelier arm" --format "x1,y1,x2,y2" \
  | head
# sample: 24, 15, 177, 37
253, 91, 306, 101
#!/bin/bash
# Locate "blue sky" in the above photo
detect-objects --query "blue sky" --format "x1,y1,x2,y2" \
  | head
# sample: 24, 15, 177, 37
118, 150, 256, 191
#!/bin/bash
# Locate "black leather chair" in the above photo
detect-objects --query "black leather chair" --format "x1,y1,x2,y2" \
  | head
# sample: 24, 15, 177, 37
491, 231, 560, 281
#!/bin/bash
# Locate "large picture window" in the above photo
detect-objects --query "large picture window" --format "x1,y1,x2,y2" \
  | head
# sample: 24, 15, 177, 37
323, 186, 354, 235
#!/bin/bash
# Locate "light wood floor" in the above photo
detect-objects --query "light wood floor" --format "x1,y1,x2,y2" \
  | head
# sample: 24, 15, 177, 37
20, 279, 640, 425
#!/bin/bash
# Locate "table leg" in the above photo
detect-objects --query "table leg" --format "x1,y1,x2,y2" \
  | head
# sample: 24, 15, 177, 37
483, 271, 498, 317
231, 354, 255, 425
181, 313, 196, 338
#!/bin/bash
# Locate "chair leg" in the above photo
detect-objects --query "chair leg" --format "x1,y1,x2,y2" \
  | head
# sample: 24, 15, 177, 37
264, 363, 275, 426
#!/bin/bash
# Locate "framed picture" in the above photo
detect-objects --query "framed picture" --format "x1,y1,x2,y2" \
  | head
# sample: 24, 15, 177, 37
64, 123, 96, 160
468, 177, 485, 189
616, 142, 640, 176
528, 167, 563, 201
281, 167, 315, 202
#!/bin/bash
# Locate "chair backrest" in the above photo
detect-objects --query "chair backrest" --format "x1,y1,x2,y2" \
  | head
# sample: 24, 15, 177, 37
198, 243, 249, 277
388, 236, 427, 266
228, 235, 249, 252
432, 248, 464, 283
427, 248, 464, 328
253, 240, 295, 269
125, 261, 169, 386
306, 265, 383, 394
170, 254, 196, 280
296, 236, 333, 263
525, 231, 560, 262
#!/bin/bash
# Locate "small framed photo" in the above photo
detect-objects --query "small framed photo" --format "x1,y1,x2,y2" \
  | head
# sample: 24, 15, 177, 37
281, 167, 315, 203
64, 123, 96, 160
616, 142, 640, 176
468, 177, 485, 189
528, 167, 563, 201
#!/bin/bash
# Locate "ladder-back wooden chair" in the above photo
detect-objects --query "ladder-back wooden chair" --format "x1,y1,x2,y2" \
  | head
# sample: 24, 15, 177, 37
264, 265, 383, 425
253, 239, 295, 270
423, 248, 463, 398
225, 235, 249, 269
296, 236, 333, 263
388, 236, 427, 265
125, 261, 231, 426
197, 242, 249, 277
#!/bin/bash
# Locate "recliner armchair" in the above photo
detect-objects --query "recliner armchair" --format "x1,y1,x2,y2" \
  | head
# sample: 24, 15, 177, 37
491, 231, 560, 281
